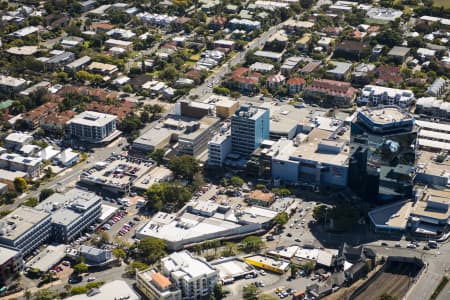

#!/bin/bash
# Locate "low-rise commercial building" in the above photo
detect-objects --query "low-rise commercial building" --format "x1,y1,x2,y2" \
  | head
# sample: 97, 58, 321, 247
411, 188, 450, 230
79, 245, 113, 265
176, 116, 221, 157
0, 207, 51, 257
66, 280, 139, 300
136, 201, 278, 250
215, 98, 239, 118
244, 255, 290, 274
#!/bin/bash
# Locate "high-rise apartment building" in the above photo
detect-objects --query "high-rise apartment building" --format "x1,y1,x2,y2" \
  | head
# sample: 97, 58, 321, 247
231, 105, 269, 156
348, 106, 418, 202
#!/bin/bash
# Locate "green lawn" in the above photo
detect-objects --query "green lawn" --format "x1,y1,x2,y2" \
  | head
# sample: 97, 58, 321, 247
434, 0, 450, 8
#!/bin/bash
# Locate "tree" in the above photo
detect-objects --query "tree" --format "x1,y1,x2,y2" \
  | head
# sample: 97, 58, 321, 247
70, 286, 87, 295
255, 184, 266, 190
313, 205, 328, 223
290, 264, 298, 278
213, 86, 230, 96
150, 149, 165, 165
24, 289, 32, 300
112, 248, 126, 260
145, 182, 192, 211
222, 242, 239, 257
23, 197, 38, 207
73, 263, 88, 274
39, 188, 54, 201
273, 212, 288, 227
168, 155, 201, 180
301, 261, 314, 275
241, 236, 265, 253
159, 65, 179, 82
230, 176, 244, 187
14, 177, 27, 193
126, 261, 149, 276
243, 284, 259, 300
138, 237, 167, 264
33, 289, 55, 300
99, 232, 110, 244
213, 283, 228, 300
378, 294, 399, 300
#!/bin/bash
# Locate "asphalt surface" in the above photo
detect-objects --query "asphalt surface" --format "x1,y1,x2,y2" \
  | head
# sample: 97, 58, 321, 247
6, 137, 127, 212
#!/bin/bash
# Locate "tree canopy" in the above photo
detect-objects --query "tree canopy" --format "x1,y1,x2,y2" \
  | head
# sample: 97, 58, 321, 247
137, 237, 167, 264
241, 236, 265, 253
168, 155, 201, 180
273, 212, 289, 227
145, 182, 192, 211
14, 177, 27, 193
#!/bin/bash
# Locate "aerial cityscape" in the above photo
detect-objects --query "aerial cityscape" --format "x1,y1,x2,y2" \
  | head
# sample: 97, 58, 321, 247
0, 0, 450, 299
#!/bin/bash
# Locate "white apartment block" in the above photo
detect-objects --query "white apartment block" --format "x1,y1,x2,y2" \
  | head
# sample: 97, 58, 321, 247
161, 250, 218, 300
358, 85, 414, 108
137, 269, 182, 300
66, 111, 119, 144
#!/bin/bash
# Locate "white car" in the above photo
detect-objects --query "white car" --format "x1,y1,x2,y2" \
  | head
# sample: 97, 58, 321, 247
87, 277, 96, 282
260, 270, 266, 276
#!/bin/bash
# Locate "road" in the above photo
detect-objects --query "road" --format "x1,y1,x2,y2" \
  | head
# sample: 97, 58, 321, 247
187, 19, 289, 99
4, 137, 127, 212
408, 240, 450, 300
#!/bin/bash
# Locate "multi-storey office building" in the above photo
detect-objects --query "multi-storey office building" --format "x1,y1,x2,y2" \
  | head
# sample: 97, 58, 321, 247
231, 105, 269, 156
0, 207, 51, 257
36, 188, 102, 243
348, 106, 418, 202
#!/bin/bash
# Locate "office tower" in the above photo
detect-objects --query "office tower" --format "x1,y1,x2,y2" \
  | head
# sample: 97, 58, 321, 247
348, 106, 418, 202
231, 105, 269, 156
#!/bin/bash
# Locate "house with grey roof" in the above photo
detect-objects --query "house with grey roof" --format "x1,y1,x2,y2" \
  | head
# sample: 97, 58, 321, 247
426, 77, 447, 97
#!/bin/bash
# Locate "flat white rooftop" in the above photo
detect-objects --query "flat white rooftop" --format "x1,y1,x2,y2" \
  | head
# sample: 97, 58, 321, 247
67, 111, 116, 127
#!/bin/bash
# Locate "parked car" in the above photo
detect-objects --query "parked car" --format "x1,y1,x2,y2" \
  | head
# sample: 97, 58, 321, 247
87, 277, 96, 282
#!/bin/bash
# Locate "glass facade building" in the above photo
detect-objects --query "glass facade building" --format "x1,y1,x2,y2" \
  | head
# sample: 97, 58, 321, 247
231, 105, 269, 156
348, 106, 418, 202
